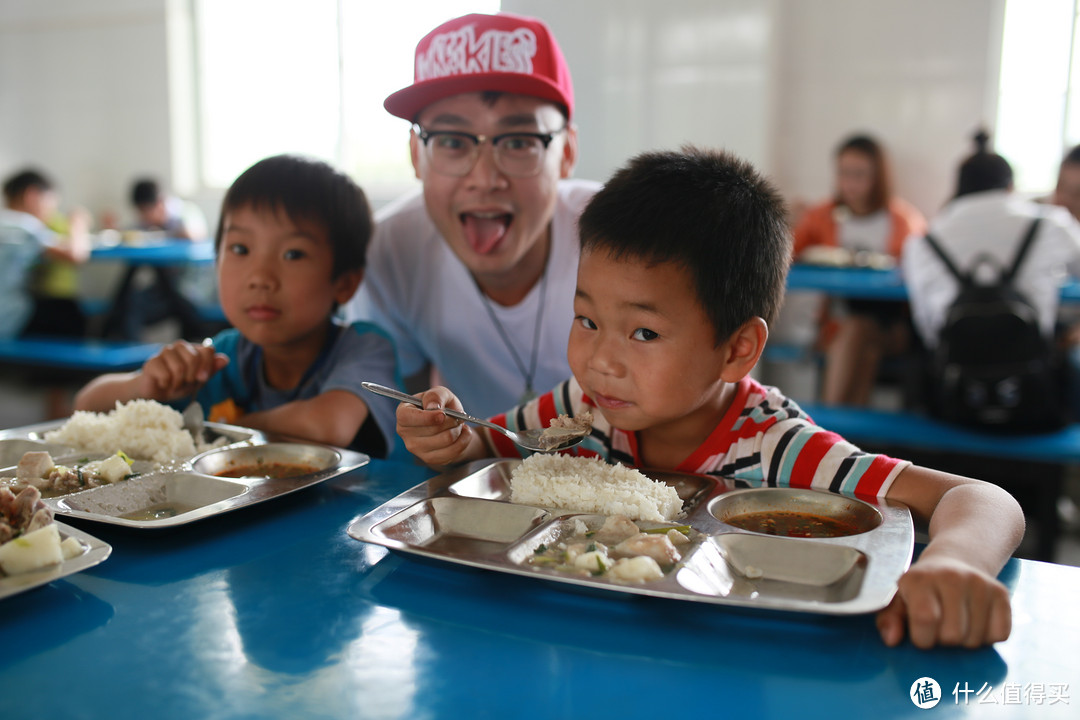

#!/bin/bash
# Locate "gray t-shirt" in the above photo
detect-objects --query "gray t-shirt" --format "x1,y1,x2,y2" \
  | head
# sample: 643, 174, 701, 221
199, 321, 406, 460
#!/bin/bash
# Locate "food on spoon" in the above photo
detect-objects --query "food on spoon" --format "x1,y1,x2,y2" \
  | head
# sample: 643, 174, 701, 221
537, 411, 593, 450
510, 453, 682, 522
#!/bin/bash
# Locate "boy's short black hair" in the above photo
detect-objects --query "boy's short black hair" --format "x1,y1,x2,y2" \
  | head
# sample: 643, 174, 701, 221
215, 154, 373, 278
578, 146, 791, 346
3, 169, 53, 204
131, 178, 162, 208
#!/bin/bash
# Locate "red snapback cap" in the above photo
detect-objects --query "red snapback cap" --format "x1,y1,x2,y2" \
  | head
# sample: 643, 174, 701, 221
384, 12, 574, 121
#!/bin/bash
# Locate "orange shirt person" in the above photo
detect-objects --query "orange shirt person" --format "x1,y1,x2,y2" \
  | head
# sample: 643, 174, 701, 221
792, 134, 926, 407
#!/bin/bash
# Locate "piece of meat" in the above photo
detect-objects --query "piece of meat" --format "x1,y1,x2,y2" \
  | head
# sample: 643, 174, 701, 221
0, 486, 17, 520
25, 507, 54, 534
16, 451, 54, 481
613, 533, 682, 566
10, 486, 44, 533
592, 514, 640, 544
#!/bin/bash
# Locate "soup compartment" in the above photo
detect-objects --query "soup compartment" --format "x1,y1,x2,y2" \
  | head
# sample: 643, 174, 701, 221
708, 487, 882, 538
191, 442, 340, 479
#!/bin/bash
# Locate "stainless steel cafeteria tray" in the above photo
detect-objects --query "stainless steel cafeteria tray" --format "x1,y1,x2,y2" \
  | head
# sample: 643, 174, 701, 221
0, 522, 112, 601
0, 420, 369, 529
347, 459, 914, 615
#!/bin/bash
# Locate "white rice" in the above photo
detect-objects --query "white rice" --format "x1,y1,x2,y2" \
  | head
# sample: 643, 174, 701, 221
43, 399, 201, 463
510, 454, 683, 522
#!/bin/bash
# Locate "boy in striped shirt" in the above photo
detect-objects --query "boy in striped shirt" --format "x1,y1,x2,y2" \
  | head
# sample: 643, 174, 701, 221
396, 146, 1024, 650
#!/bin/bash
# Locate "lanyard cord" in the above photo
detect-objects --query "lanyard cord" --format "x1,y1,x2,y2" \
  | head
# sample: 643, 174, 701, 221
475, 268, 548, 401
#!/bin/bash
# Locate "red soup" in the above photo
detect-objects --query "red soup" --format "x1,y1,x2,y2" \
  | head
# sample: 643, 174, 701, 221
215, 462, 320, 479
725, 510, 863, 538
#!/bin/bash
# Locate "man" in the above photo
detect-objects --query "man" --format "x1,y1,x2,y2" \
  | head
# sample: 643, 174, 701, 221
342, 12, 600, 417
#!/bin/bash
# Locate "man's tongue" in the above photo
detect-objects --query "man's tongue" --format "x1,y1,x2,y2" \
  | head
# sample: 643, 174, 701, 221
462, 213, 510, 255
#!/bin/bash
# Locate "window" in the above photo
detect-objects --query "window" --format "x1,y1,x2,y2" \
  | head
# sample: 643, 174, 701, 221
191, 0, 498, 196
996, 0, 1078, 193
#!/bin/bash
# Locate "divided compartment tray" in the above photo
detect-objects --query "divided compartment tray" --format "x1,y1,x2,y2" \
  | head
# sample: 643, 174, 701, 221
347, 459, 914, 615
0, 420, 369, 529
0, 521, 112, 601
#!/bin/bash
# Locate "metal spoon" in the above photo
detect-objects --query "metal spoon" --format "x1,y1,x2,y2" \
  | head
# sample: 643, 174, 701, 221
362, 381, 587, 453
181, 387, 205, 443
181, 338, 215, 443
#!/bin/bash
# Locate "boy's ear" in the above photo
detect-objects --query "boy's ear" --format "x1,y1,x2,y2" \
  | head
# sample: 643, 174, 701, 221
719, 317, 768, 383
333, 269, 364, 305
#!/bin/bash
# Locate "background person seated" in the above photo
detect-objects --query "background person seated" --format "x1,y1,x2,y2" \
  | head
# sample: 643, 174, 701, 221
791, 133, 926, 407
102, 177, 212, 340
902, 131, 1080, 424
0, 168, 90, 340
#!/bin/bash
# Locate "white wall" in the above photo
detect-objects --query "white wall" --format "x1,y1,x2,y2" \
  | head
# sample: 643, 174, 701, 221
0, 0, 173, 223
508, 0, 1006, 218
1, 0, 1006, 225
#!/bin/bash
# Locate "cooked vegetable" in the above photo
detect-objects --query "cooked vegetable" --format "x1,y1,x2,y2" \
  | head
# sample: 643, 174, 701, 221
0, 523, 63, 575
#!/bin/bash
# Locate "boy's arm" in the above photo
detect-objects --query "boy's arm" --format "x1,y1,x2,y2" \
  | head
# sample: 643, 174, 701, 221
74, 371, 146, 411
74, 341, 226, 412
396, 387, 492, 468
236, 390, 371, 449
878, 464, 1024, 649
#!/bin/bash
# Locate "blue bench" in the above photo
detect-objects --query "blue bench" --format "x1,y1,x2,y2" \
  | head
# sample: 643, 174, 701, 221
799, 403, 1076, 561
799, 403, 1080, 464
0, 336, 162, 373
79, 298, 226, 325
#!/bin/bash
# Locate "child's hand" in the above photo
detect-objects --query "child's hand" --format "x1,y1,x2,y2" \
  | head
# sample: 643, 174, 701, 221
396, 386, 477, 466
137, 339, 228, 402
876, 554, 1011, 649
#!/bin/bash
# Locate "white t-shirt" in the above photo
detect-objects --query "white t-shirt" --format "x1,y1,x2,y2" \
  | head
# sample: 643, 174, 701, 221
902, 190, 1080, 347
836, 207, 892, 254
342, 179, 601, 418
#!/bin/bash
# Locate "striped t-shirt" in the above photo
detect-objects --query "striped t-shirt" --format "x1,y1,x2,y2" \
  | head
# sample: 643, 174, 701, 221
487, 376, 909, 498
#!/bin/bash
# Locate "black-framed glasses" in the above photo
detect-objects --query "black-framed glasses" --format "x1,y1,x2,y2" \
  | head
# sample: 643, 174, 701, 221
412, 124, 566, 178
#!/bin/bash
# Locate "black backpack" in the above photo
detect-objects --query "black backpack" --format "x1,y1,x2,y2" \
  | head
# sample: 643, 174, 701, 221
922, 217, 1067, 431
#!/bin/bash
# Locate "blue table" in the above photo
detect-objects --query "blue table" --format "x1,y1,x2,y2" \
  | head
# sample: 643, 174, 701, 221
89, 240, 216, 339
1, 458, 1076, 718
90, 239, 215, 266
786, 263, 1080, 303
